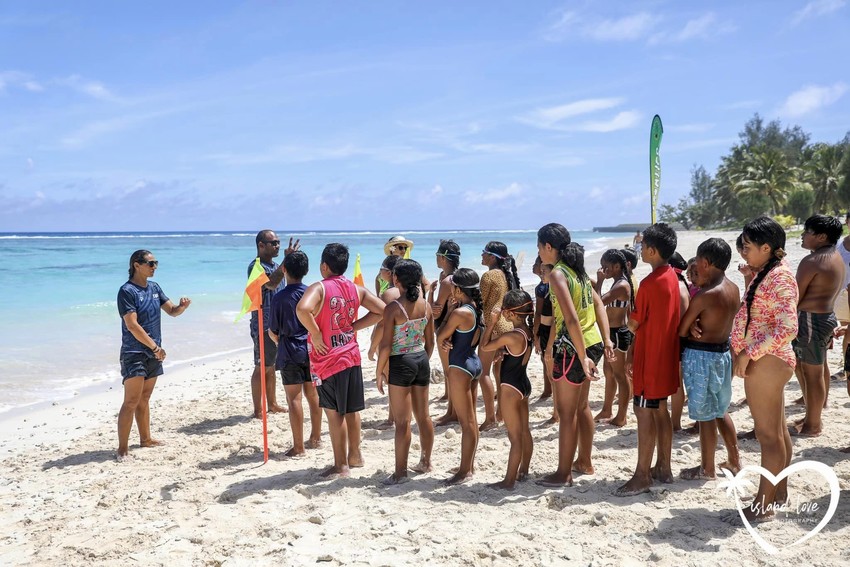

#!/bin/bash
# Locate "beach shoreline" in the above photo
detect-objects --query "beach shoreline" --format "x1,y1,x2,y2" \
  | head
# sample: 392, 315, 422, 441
1, 229, 849, 566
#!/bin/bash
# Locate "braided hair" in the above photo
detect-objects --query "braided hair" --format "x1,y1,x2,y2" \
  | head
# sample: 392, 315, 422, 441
451, 267, 485, 329
437, 239, 461, 273
502, 289, 535, 341
601, 248, 635, 309
484, 241, 521, 290
561, 242, 588, 281
128, 249, 152, 278
669, 251, 689, 286
620, 248, 638, 272
394, 259, 423, 302
742, 215, 787, 334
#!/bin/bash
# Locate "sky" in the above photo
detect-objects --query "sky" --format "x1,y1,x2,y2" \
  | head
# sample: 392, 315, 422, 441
1, 0, 848, 232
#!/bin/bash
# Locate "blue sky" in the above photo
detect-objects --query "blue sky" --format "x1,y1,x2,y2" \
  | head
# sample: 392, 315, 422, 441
1, 0, 848, 231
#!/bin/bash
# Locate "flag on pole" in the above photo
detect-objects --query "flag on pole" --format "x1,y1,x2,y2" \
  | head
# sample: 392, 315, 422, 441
353, 253, 365, 286
650, 115, 664, 224
235, 258, 270, 322
235, 257, 271, 463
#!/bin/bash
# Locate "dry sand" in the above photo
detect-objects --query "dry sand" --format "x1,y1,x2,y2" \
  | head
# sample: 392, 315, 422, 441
1, 230, 849, 566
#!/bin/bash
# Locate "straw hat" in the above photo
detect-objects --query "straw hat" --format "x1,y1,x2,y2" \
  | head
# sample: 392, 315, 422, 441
384, 235, 414, 255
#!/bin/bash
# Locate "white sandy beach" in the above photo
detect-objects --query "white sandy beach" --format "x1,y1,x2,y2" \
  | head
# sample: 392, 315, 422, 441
1, 230, 849, 566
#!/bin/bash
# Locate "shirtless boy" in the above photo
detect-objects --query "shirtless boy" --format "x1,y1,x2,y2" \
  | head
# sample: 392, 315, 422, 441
678, 238, 741, 480
792, 215, 845, 437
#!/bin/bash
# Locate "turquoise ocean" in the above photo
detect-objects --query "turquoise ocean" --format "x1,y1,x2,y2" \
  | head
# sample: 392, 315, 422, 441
0, 229, 625, 414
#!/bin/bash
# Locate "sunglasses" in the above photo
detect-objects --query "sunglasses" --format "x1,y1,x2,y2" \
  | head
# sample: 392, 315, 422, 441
262, 240, 281, 246
393, 245, 408, 251
141, 260, 159, 267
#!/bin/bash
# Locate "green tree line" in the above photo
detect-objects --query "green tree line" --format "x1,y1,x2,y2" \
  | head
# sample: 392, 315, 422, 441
659, 114, 850, 229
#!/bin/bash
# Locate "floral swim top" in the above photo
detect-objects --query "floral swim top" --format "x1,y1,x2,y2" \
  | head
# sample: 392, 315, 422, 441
390, 300, 427, 356
730, 259, 799, 369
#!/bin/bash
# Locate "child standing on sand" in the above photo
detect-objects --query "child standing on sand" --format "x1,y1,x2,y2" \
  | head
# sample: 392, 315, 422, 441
536, 226, 612, 488
677, 238, 741, 480
376, 259, 435, 484
437, 268, 485, 485
430, 239, 461, 426
616, 223, 681, 497
534, 261, 558, 423
269, 251, 322, 457
480, 289, 535, 490
594, 249, 635, 427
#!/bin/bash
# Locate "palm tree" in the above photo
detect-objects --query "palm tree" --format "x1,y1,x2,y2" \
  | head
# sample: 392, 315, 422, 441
804, 143, 846, 214
734, 146, 801, 215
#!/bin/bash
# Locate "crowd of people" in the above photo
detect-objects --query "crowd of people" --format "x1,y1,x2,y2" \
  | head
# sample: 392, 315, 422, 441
116, 214, 850, 523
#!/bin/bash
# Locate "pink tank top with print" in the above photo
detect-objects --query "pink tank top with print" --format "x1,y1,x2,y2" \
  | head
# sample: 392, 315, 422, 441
308, 275, 361, 379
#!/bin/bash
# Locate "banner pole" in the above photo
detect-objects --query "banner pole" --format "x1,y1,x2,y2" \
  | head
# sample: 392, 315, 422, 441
258, 304, 269, 463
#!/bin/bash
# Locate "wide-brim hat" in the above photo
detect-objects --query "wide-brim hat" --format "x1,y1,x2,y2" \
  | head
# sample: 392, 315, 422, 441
384, 235, 414, 255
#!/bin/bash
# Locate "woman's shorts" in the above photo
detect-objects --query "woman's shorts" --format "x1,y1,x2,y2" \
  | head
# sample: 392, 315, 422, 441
610, 326, 633, 352
553, 342, 604, 386
388, 350, 430, 388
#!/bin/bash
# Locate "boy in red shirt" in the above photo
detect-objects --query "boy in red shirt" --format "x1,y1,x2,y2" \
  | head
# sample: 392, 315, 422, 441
616, 223, 681, 496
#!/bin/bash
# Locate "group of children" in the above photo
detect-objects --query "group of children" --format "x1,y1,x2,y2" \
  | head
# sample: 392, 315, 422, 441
231, 216, 850, 521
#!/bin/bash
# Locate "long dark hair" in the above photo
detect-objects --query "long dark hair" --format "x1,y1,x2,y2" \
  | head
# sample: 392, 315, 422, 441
601, 248, 635, 309
484, 241, 521, 290
742, 215, 786, 334
437, 239, 461, 272
561, 242, 588, 281
394, 259, 423, 303
128, 249, 151, 278
451, 267, 485, 328
537, 223, 571, 262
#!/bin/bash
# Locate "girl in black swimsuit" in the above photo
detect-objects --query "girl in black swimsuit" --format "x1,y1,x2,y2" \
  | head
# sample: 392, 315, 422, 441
429, 239, 461, 426
480, 289, 535, 489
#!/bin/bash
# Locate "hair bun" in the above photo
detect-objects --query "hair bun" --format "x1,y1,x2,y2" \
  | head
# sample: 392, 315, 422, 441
774, 248, 786, 260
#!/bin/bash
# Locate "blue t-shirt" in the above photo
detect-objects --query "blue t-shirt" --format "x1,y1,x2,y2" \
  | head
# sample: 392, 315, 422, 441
248, 259, 281, 337
117, 280, 169, 354
269, 283, 309, 367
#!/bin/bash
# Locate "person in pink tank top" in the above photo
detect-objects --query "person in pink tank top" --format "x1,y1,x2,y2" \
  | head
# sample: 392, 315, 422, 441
297, 243, 385, 478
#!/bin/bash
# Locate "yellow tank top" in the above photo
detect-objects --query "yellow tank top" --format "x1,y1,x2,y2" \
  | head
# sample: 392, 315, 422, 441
551, 261, 602, 348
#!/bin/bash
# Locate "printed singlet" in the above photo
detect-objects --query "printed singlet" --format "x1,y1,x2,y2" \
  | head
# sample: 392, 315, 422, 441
308, 275, 361, 379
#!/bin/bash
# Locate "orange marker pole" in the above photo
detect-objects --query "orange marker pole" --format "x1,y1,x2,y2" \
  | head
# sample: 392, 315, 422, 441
258, 303, 269, 463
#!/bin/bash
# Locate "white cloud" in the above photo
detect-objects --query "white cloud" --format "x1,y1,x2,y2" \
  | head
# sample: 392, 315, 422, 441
791, 0, 846, 25
723, 99, 762, 110
0, 71, 42, 93
311, 195, 343, 208
575, 110, 642, 132
778, 83, 847, 117
464, 182, 523, 204
648, 12, 736, 44
588, 187, 605, 201
624, 193, 649, 206
60, 74, 117, 101
205, 144, 443, 166
418, 184, 444, 205
519, 97, 625, 129
544, 10, 660, 42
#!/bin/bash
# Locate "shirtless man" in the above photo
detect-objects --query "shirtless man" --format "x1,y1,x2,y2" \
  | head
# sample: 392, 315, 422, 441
792, 215, 845, 437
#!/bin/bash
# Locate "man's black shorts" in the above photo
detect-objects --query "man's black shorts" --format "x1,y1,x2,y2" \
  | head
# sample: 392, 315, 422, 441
253, 332, 278, 367
280, 362, 311, 386
120, 352, 163, 383
317, 366, 365, 415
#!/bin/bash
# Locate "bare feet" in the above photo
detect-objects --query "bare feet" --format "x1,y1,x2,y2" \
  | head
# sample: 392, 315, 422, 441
410, 460, 432, 474
434, 413, 458, 427
517, 470, 529, 482
479, 420, 498, 432
572, 462, 594, 475
737, 429, 757, 440
268, 404, 287, 413
717, 461, 741, 475
115, 450, 133, 462
742, 502, 775, 524
348, 453, 365, 468
651, 464, 674, 484
306, 438, 321, 449
788, 423, 822, 437
140, 439, 164, 448
594, 410, 613, 422
319, 465, 350, 479
536, 472, 573, 487
284, 446, 305, 458
614, 474, 652, 497
679, 465, 715, 480
677, 423, 699, 436
488, 479, 516, 490
607, 415, 627, 427
382, 473, 408, 485
444, 470, 473, 485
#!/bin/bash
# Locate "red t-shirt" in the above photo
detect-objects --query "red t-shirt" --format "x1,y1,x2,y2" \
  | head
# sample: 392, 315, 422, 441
308, 275, 361, 379
630, 265, 681, 399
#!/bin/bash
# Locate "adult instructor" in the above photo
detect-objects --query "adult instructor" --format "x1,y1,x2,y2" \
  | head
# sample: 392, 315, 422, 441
117, 249, 191, 460
248, 230, 300, 418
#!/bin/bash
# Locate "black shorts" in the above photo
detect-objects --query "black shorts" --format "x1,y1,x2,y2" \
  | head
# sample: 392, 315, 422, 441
120, 352, 163, 383
252, 332, 278, 367
280, 361, 311, 386
388, 350, 430, 388
538, 325, 551, 355
317, 366, 365, 415
610, 326, 633, 352
793, 311, 837, 366
634, 395, 666, 409
553, 342, 604, 385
